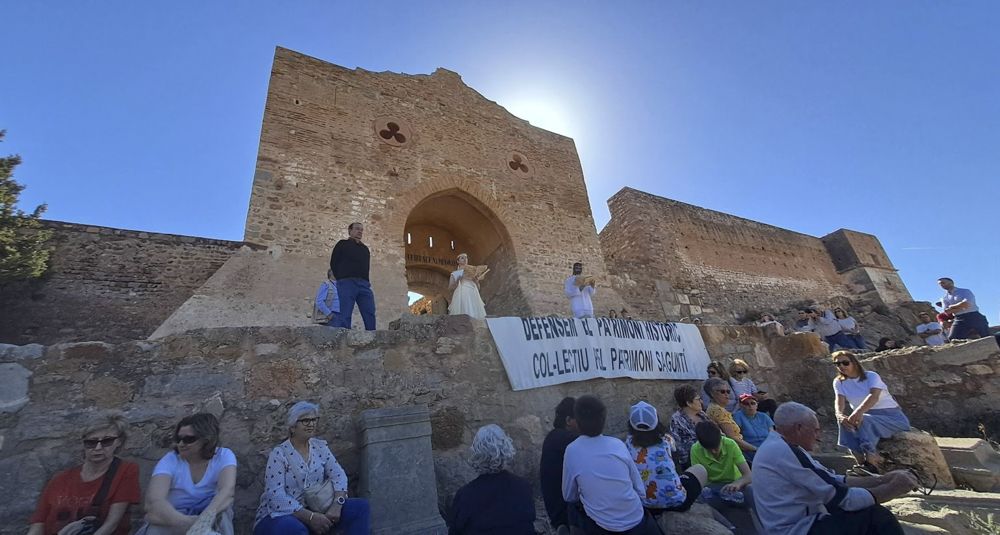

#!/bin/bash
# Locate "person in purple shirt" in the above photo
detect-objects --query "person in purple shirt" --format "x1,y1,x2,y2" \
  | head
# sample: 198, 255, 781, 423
938, 277, 990, 339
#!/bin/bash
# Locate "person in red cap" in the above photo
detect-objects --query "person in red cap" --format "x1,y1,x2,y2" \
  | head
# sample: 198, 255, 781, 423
733, 394, 775, 463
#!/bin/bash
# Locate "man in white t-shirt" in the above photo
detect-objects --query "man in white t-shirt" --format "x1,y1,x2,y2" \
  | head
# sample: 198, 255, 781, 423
915, 312, 946, 346
562, 395, 659, 534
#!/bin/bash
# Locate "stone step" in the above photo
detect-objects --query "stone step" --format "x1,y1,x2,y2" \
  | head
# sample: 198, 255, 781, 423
935, 437, 1000, 492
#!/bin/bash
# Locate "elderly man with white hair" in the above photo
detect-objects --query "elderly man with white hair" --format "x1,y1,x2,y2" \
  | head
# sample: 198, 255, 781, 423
752, 402, 917, 535
449, 424, 535, 534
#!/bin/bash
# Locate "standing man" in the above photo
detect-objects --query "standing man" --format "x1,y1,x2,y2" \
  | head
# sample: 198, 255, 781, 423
565, 263, 596, 319
915, 312, 946, 346
330, 222, 375, 330
938, 277, 990, 339
540, 397, 579, 534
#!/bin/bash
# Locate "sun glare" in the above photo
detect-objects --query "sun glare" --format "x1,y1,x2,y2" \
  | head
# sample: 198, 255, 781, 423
502, 96, 576, 138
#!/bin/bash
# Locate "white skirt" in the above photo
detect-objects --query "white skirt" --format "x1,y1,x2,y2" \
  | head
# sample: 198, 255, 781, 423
449, 279, 487, 319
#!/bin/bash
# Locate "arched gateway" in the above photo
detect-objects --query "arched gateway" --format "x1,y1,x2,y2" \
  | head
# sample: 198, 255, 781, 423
403, 188, 529, 316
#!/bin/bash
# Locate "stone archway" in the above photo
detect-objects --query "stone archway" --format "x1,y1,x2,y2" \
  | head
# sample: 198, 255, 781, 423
403, 188, 529, 317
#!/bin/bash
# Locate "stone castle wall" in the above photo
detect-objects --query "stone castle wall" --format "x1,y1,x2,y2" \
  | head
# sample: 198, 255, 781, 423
239, 47, 621, 326
2, 317, 996, 533
600, 188, 906, 323
0, 221, 245, 345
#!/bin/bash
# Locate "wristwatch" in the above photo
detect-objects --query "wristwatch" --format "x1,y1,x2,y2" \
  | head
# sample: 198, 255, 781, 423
335, 495, 347, 505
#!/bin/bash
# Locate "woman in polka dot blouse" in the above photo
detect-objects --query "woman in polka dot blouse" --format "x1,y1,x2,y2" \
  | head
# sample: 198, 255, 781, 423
253, 401, 370, 535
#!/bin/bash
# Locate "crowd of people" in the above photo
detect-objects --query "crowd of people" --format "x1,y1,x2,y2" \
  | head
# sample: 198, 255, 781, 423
29, 405, 369, 535
527, 350, 919, 535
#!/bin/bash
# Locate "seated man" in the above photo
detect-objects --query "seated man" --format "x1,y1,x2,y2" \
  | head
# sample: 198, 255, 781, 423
690, 421, 753, 509
562, 395, 660, 535
752, 402, 918, 535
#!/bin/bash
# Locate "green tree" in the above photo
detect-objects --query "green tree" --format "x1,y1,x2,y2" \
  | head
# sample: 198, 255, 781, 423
0, 130, 52, 285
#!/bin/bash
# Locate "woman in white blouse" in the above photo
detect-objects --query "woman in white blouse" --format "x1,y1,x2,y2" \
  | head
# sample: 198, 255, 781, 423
832, 351, 910, 473
448, 253, 487, 319
254, 402, 370, 535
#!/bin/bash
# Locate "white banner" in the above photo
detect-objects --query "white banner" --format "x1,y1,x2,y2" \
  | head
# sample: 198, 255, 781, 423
486, 316, 711, 391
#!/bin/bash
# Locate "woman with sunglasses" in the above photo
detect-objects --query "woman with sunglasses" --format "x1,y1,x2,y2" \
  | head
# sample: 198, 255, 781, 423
704, 378, 758, 455
832, 350, 910, 473
700, 362, 736, 411
141, 413, 236, 534
28, 415, 141, 535
254, 401, 370, 535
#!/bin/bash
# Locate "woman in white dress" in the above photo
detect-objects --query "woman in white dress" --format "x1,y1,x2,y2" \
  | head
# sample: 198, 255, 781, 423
449, 253, 487, 319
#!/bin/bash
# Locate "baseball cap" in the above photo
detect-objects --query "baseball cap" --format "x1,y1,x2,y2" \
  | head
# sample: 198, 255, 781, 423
738, 394, 756, 405
629, 401, 658, 431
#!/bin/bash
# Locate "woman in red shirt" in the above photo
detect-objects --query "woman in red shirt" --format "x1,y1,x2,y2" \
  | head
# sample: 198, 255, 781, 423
28, 415, 141, 535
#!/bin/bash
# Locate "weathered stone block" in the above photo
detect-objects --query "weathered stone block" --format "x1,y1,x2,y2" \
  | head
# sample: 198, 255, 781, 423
933, 336, 999, 366
935, 437, 1000, 492
0, 363, 32, 413
359, 405, 447, 534
0, 343, 44, 360
879, 430, 956, 489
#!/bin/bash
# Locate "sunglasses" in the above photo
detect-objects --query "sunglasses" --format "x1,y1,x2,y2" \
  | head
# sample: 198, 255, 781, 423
741, 400, 758, 406
298, 417, 319, 425
835, 360, 852, 367
175, 434, 200, 444
733, 370, 747, 375
83, 436, 118, 449
716, 389, 731, 394
707, 370, 719, 375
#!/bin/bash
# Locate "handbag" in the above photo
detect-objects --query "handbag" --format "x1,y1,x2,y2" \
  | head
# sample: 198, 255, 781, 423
302, 478, 335, 511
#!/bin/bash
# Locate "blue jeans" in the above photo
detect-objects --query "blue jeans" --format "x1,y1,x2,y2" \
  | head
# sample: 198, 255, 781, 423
951, 311, 989, 339
254, 498, 371, 535
335, 279, 376, 330
825, 331, 862, 351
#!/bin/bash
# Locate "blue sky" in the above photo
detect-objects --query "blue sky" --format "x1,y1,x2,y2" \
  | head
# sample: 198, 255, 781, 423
3, 2, 997, 323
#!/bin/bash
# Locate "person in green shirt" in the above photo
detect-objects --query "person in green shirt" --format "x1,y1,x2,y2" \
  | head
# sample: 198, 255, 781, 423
690, 421, 753, 508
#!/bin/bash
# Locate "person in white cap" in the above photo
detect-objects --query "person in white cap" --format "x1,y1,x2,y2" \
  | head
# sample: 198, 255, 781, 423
624, 401, 708, 515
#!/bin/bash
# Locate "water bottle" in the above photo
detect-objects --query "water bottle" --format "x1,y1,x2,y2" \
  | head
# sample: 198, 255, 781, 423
700, 486, 716, 501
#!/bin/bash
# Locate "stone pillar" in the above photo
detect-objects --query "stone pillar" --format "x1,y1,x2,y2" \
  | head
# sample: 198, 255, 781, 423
359, 405, 448, 535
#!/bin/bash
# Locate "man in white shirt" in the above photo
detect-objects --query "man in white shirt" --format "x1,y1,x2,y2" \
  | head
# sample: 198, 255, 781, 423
565, 263, 596, 319
915, 312, 946, 346
938, 277, 991, 339
752, 402, 917, 535
562, 395, 659, 535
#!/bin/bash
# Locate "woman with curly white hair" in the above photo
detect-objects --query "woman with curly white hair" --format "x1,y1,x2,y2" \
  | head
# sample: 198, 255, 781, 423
448, 424, 535, 534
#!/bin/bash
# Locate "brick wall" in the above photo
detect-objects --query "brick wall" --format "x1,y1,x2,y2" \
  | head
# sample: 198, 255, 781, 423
0, 220, 245, 344
602, 188, 858, 322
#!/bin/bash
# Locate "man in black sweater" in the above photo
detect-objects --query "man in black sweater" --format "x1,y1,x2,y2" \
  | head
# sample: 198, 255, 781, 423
540, 397, 579, 533
329, 222, 376, 330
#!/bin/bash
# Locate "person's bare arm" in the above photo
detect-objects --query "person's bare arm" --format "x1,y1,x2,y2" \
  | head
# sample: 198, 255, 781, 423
719, 420, 757, 452
202, 465, 237, 516
847, 388, 882, 427
144, 474, 196, 529
847, 471, 917, 503
723, 462, 752, 492
835, 394, 855, 431
92, 502, 130, 535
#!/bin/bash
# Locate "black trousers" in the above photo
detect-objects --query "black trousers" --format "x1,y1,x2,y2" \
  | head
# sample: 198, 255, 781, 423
808, 504, 904, 535
570, 503, 661, 535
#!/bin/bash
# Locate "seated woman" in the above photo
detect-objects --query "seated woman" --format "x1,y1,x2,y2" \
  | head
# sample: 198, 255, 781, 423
704, 378, 758, 455
449, 425, 535, 534
876, 337, 899, 352
255, 401, 369, 535
727, 359, 777, 417
732, 394, 774, 463
832, 350, 911, 472
448, 253, 487, 320
755, 313, 785, 336
625, 401, 708, 516
700, 362, 736, 411
834, 308, 867, 350
140, 413, 236, 535
668, 385, 708, 470
29, 415, 141, 535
